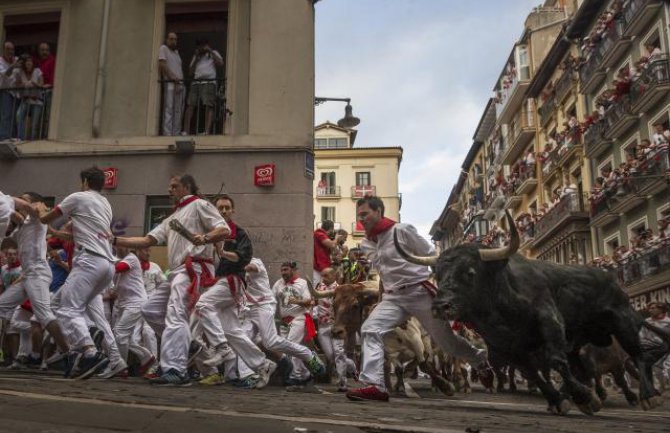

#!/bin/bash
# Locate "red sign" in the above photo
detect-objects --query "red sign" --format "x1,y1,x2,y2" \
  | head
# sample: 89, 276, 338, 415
254, 164, 275, 187
352, 185, 376, 198
103, 167, 118, 189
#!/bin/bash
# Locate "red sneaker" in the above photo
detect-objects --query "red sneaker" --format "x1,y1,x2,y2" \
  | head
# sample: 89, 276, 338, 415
346, 385, 389, 402
138, 355, 157, 376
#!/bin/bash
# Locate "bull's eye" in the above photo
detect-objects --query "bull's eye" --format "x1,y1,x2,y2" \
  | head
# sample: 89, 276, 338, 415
467, 267, 476, 280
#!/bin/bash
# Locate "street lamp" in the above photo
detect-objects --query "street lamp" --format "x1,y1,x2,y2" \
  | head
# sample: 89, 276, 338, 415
314, 97, 361, 128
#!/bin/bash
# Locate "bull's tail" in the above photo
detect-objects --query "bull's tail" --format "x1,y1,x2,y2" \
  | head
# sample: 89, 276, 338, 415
642, 321, 670, 345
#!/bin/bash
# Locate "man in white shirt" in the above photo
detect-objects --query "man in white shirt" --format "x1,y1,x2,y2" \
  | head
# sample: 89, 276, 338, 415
158, 32, 184, 136
114, 174, 230, 386
0, 192, 69, 366
272, 261, 320, 387
346, 196, 488, 402
182, 38, 223, 135
38, 167, 118, 380
0, 41, 19, 140
0, 191, 36, 245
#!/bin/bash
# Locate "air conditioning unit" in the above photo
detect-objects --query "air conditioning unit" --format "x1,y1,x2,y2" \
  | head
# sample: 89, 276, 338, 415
0, 141, 21, 160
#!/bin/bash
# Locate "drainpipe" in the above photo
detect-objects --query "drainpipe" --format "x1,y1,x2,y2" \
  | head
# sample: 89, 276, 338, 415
92, 0, 111, 138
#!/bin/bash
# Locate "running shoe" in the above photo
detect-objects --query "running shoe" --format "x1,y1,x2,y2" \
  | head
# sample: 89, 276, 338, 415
255, 359, 277, 389
346, 385, 390, 402
96, 361, 128, 379
305, 352, 326, 377
203, 343, 236, 367
198, 373, 225, 386
149, 368, 191, 387
9, 355, 29, 370
77, 352, 110, 380
63, 351, 82, 378
234, 374, 259, 389
137, 355, 157, 377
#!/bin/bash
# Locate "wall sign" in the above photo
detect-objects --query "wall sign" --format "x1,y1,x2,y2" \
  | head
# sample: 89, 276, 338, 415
254, 164, 275, 187
103, 167, 118, 189
630, 285, 670, 311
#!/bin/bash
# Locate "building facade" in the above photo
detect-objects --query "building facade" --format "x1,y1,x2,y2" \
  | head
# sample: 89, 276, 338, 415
314, 122, 402, 248
433, 0, 670, 311
0, 0, 316, 279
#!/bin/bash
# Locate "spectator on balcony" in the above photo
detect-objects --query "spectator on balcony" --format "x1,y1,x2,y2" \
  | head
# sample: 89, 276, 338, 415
35, 43, 56, 89
317, 179, 327, 196
652, 124, 670, 151
644, 43, 663, 63
158, 32, 184, 136
183, 38, 223, 136
525, 150, 536, 177
0, 41, 19, 140
13, 54, 44, 141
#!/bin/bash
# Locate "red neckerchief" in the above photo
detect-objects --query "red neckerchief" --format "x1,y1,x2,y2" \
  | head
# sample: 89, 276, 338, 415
140, 260, 150, 271
226, 219, 237, 239
7, 260, 21, 270
173, 195, 199, 212
365, 217, 397, 241
283, 275, 299, 287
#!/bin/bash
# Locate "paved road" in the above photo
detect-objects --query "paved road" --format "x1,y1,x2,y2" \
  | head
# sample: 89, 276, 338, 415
0, 370, 668, 433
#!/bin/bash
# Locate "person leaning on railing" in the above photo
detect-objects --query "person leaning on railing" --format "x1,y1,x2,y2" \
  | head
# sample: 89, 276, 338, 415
12, 54, 45, 141
0, 41, 19, 140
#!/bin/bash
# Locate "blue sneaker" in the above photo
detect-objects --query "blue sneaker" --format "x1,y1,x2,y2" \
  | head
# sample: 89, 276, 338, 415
63, 352, 82, 378
233, 374, 259, 389
149, 368, 192, 387
76, 352, 110, 380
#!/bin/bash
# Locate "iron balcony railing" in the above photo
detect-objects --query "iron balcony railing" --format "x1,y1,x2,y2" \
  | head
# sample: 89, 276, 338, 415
534, 192, 584, 239
538, 93, 556, 126
621, 0, 659, 33
579, 21, 624, 85
555, 67, 575, 102
611, 241, 670, 287
630, 54, 670, 104
0, 87, 52, 141
158, 78, 228, 136
316, 185, 341, 197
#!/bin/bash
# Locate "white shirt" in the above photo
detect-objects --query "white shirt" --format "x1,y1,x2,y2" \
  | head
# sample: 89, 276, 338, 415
12, 68, 43, 104
652, 131, 669, 146
360, 223, 433, 293
315, 280, 337, 325
0, 191, 14, 225
148, 195, 228, 270
158, 45, 183, 80
244, 257, 275, 306
272, 277, 311, 319
142, 261, 166, 295
0, 56, 16, 89
639, 315, 670, 348
57, 190, 115, 262
191, 50, 222, 80
114, 253, 146, 307
14, 215, 47, 267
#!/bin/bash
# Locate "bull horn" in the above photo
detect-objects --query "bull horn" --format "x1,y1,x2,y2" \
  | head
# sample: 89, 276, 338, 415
306, 278, 335, 299
479, 210, 520, 262
393, 227, 439, 267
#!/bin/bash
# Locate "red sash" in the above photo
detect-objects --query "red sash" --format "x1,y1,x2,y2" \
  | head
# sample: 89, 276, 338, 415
184, 257, 216, 311
281, 314, 318, 343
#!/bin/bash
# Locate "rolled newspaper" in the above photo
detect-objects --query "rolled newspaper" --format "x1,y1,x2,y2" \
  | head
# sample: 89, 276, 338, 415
169, 219, 197, 243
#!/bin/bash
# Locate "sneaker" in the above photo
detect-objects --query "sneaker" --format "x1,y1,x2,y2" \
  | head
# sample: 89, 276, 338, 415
305, 352, 326, 377
143, 364, 161, 380
187, 341, 203, 366
233, 375, 259, 389
198, 373, 225, 386
39, 360, 48, 371
63, 352, 82, 378
137, 356, 157, 377
278, 355, 293, 383
76, 352, 110, 380
96, 361, 128, 379
203, 343, 236, 367
89, 327, 104, 351
9, 355, 29, 370
149, 368, 191, 387
337, 379, 348, 392
26, 354, 42, 368
285, 376, 312, 392
346, 385, 390, 402
255, 359, 277, 389
46, 351, 66, 365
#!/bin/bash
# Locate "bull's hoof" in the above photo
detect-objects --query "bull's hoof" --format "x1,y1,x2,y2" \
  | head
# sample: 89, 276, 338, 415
548, 400, 571, 416
640, 396, 662, 410
576, 395, 602, 416
434, 378, 455, 397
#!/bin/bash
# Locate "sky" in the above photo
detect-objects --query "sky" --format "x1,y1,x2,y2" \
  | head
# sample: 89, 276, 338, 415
314, 0, 541, 239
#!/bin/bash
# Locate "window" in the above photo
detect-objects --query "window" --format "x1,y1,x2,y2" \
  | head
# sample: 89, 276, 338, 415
160, 1, 229, 136
330, 138, 347, 148
320, 171, 336, 187
516, 46, 530, 81
321, 206, 335, 222
604, 233, 620, 256
355, 172, 371, 186
314, 138, 328, 149
145, 196, 173, 233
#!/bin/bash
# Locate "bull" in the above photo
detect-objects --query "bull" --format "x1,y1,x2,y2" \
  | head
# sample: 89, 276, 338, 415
394, 210, 666, 415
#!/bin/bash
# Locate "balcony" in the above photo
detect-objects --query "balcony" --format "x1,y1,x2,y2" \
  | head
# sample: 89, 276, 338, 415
351, 185, 376, 199
541, 149, 560, 184
612, 242, 670, 287
502, 109, 536, 166
316, 185, 341, 198
583, 121, 612, 158
352, 221, 365, 236
555, 68, 576, 104
539, 93, 556, 127
486, 135, 506, 174
516, 170, 538, 195
557, 142, 583, 168
520, 228, 535, 248
505, 194, 523, 210
579, 51, 606, 95
159, 79, 228, 136
602, 97, 637, 140
630, 55, 670, 114
0, 87, 52, 142
497, 77, 531, 125
532, 193, 589, 246
621, 0, 664, 38
599, 20, 632, 70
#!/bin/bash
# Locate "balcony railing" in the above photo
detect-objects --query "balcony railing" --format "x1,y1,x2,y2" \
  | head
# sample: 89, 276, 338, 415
602, 96, 635, 139
555, 68, 575, 103
630, 54, 670, 112
611, 241, 670, 287
541, 148, 560, 177
621, 0, 664, 37
0, 87, 52, 141
159, 78, 228, 136
579, 49, 604, 90
539, 93, 556, 126
316, 185, 341, 198
351, 185, 376, 199
534, 193, 585, 240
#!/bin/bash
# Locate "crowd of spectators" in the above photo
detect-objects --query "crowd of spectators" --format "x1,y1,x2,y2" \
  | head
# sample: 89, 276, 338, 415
0, 41, 56, 141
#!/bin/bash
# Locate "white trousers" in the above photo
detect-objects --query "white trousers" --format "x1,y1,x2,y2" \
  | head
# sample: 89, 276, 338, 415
194, 278, 267, 372
279, 315, 310, 381
0, 264, 56, 326
359, 284, 485, 390
162, 82, 185, 135
8, 307, 32, 356
114, 304, 153, 364
141, 280, 171, 338
248, 304, 313, 361
132, 319, 158, 357
318, 324, 356, 386
0, 192, 14, 244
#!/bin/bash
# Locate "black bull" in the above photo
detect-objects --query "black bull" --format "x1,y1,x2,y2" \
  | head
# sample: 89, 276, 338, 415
395, 210, 667, 415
